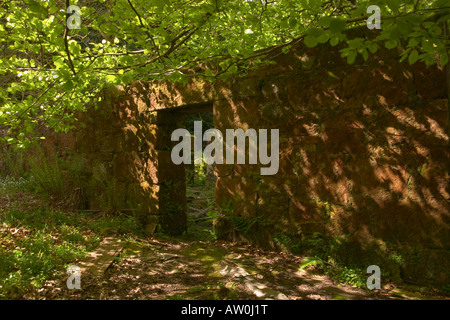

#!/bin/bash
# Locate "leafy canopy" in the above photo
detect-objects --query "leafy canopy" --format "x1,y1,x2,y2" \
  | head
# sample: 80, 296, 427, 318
0, 0, 448, 148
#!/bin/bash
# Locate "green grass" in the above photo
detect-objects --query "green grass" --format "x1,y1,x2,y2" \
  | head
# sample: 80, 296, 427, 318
274, 231, 367, 289
28, 156, 64, 198
186, 162, 207, 187
0, 204, 144, 299
0, 208, 90, 298
0, 176, 33, 195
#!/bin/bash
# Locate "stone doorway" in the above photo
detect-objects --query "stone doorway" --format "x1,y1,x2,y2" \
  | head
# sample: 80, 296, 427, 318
155, 103, 214, 236
184, 108, 218, 240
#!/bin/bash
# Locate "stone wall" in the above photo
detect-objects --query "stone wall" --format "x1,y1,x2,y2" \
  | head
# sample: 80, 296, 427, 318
211, 40, 449, 286
57, 30, 449, 286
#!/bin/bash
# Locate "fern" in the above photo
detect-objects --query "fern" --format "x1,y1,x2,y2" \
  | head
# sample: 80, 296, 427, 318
29, 155, 64, 198
229, 216, 259, 234
0, 148, 26, 179
90, 165, 116, 211
299, 256, 325, 270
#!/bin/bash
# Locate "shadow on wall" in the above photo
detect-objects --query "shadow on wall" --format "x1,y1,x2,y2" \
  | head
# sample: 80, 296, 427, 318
212, 39, 449, 286
74, 80, 218, 235
69, 31, 449, 286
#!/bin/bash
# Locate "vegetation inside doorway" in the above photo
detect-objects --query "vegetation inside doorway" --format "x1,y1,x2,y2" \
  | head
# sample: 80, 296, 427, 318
184, 112, 220, 242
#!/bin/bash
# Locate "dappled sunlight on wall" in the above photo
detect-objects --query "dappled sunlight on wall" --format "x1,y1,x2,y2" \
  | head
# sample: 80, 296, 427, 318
64, 28, 449, 285
211, 35, 449, 285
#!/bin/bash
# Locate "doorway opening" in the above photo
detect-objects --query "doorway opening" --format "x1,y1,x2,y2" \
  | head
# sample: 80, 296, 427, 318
182, 105, 218, 241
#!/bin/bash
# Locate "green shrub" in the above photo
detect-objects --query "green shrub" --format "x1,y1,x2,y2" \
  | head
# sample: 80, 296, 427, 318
286, 232, 368, 288
88, 165, 116, 211
29, 155, 64, 198
273, 232, 302, 254
0, 148, 27, 179
187, 162, 207, 187
229, 215, 259, 234
0, 176, 33, 195
441, 284, 450, 295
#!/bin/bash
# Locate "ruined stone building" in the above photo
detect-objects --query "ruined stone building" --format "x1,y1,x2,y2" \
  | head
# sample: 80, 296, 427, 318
41, 30, 449, 286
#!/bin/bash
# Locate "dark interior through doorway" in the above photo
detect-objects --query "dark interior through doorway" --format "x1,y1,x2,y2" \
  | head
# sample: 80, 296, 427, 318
182, 105, 218, 240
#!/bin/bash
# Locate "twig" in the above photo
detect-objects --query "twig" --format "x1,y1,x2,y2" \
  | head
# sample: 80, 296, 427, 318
64, 0, 76, 75
126, 0, 161, 60
16, 79, 58, 120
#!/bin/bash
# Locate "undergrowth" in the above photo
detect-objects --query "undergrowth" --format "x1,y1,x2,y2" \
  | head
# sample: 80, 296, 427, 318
0, 176, 33, 195
0, 206, 144, 299
28, 155, 64, 198
275, 231, 367, 288
301, 233, 367, 288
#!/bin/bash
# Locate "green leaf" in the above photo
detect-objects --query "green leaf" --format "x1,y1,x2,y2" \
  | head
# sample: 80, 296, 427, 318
219, 61, 228, 71
329, 19, 347, 34
26, 0, 48, 17
385, 0, 400, 12
304, 35, 318, 48
307, 27, 324, 38
49, 6, 58, 15
69, 40, 81, 55
399, 51, 409, 63
421, 39, 435, 52
368, 43, 378, 54
440, 52, 448, 66
289, 18, 297, 28
62, 80, 74, 92
424, 53, 436, 66
330, 37, 339, 47
348, 39, 363, 50
362, 48, 369, 61
299, 257, 323, 270
408, 50, 420, 65
229, 65, 238, 73
385, 40, 398, 49
347, 51, 357, 64
396, 19, 411, 35
437, 14, 450, 24
282, 45, 292, 54
106, 75, 117, 83
408, 38, 419, 48
2, 0, 448, 149
317, 32, 330, 44
52, 57, 65, 69
317, 16, 333, 28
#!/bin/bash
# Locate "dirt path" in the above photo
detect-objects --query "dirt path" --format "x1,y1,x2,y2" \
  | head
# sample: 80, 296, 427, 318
32, 235, 445, 300
29, 184, 447, 300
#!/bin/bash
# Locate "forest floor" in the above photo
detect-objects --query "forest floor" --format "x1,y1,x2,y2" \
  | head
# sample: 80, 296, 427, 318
55, 236, 387, 300
0, 179, 448, 300
34, 236, 447, 300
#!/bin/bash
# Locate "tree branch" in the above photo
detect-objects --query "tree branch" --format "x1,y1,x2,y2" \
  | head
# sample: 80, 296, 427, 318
126, 0, 160, 60
64, 0, 76, 75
